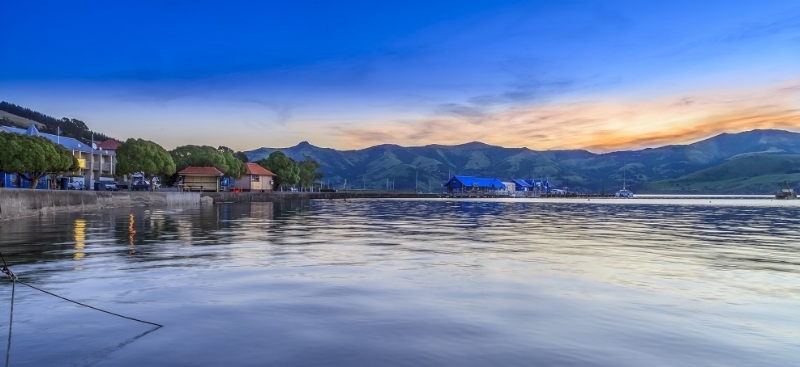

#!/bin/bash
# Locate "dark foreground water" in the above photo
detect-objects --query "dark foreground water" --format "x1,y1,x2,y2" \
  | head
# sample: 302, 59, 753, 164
0, 199, 799, 366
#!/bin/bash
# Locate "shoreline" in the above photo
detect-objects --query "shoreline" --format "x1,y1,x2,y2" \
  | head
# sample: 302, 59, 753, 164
0, 189, 788, 222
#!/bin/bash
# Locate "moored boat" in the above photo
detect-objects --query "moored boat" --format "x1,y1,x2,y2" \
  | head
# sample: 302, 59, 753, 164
616, 165, 634, 198
775, 181, 796, 199
615, 188, 633, 198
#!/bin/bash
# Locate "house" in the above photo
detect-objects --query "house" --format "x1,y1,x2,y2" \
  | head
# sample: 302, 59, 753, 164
445, 175, 506, 194
178, 166, 225, 192
0, 125, 115, 189
97, 138, 123, 151
233, 163, 277, 192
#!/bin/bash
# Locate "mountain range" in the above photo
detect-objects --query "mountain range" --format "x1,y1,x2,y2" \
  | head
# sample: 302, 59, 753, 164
3, 101, 798, 194
246, 129, 800, 194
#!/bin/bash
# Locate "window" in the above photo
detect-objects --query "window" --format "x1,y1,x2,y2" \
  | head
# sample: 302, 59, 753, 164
251, 175, 260, 182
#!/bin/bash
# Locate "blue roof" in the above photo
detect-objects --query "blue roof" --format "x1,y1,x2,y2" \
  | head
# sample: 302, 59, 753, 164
512, 179, 532, 188
0, 125, 113, 155
450, 175, 506, 189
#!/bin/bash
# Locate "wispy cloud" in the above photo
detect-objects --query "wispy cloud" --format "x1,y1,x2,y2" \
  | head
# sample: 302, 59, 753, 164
335, 81, 800, 152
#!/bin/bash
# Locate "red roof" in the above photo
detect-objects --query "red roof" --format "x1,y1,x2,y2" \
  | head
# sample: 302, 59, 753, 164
97, 139, 122, 150
245, 162, 276, 176
178, 166, 225, 176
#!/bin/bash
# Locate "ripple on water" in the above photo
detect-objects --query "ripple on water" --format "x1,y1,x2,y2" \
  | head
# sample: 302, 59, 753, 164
0, 198, 798, 366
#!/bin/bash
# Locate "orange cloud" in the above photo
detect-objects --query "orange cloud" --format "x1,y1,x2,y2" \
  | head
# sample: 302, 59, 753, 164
333, 81, 800, 152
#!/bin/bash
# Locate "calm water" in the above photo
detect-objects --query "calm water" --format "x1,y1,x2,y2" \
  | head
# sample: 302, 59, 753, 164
0, 198, 799, 366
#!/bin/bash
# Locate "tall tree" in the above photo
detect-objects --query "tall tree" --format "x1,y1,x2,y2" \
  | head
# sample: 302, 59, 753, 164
257, 151, 299, 189
298, 156, 324, 189
116, 138, 176, 190
0, 132, 78, 189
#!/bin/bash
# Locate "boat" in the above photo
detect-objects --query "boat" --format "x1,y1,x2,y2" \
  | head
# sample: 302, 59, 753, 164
775, 181, 796, 199
615, 187, 633, 198
615, 165, 634, 198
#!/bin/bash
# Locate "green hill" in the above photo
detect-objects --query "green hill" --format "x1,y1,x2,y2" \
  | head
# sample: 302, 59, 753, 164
246, 130, 800, 194
642, 154, 800, 194
0, 102, 111, 145
0, 110, 45, 129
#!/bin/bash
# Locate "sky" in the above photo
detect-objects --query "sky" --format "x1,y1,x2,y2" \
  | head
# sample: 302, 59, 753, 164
1, 0, 798, 152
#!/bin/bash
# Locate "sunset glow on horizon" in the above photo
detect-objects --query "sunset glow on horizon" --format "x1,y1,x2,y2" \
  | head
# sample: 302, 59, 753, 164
1, 1, 798, 152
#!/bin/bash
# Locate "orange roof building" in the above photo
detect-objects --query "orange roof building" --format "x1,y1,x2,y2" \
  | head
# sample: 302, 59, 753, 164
233, 162, 277, 192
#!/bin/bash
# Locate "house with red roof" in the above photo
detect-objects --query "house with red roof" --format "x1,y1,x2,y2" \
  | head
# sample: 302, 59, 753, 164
178, 166, 225, 192
233, 162, 277, 192
97, 138, 123, 151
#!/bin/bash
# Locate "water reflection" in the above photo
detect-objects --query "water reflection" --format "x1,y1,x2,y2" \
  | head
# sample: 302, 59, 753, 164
0, 199, 798, 366
74, 218, 86, 261
128, 214, 136, 249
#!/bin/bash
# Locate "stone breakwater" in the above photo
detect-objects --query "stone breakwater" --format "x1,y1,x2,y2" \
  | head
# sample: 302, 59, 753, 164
0, 188, 201, 221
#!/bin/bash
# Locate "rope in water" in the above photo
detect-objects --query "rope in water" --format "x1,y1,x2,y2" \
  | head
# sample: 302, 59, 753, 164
5, 280, 13, 367
1, 251, 16, 367
14, 279, 163, 328
0, 250, 162, 367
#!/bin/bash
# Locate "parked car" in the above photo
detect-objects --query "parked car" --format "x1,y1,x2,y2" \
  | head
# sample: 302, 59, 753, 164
131, 180, 151, 191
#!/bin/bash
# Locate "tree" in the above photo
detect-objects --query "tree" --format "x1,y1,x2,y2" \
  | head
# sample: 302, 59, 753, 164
170, 145, 245, 179
221, 151, 246, 179
0, 132, 78, 189
218, 146, 249, 163
116, 138, 176, 190
298, 156, 324, 189
257, 151, 299, 189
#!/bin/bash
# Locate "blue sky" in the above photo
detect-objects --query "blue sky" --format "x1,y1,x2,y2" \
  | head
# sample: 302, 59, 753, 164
1, 0, 798, 151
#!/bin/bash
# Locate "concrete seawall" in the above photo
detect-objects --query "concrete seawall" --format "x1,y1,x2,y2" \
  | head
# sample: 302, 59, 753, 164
0, 188, 201, 221
204, 190, 441, 202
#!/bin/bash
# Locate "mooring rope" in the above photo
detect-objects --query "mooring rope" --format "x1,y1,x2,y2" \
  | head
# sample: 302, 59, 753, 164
0, 250, 162, 366
13, 280, 163, 328
1, 250, 17, 367
5, 280, 13, 367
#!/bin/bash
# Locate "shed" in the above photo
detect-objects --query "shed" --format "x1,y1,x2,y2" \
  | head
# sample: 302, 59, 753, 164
233, 163, 277, 192
445, 175, 506, 194
178, 166, 225, 192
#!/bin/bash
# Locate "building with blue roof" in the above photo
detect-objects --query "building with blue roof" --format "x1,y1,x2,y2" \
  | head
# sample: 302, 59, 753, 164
445, 175, 506, 195
512, 179, 532, 192
1, 125, 116, 189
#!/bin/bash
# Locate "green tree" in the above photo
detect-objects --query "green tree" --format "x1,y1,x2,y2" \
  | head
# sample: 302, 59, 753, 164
116, 138, 176, 190
0, 132, 78, 189
257, 151, 299, 190
221, 151, 246, 179
298, 156, 324, 189
171, 145, 225, 171
170, 145, 245, 178
218, 146, 249, 163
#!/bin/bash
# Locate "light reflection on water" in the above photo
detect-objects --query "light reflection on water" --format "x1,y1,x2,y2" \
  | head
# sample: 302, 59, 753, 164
0, 198, 799, 366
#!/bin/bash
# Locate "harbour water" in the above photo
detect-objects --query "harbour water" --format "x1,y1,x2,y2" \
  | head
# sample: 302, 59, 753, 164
0, 198, 799, 366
